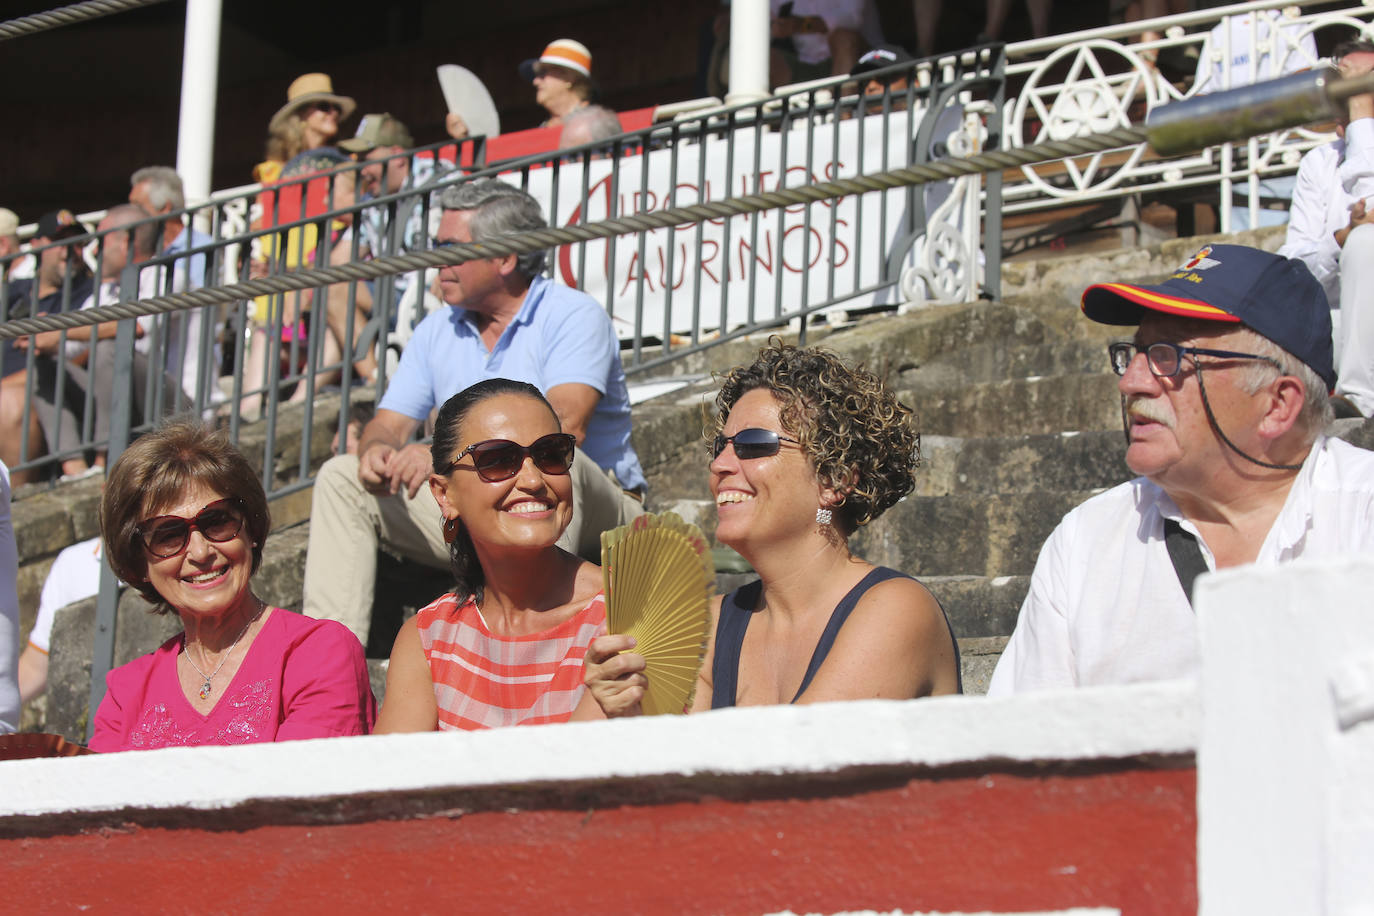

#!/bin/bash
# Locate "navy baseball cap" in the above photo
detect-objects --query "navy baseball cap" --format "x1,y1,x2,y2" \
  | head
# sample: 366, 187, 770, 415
1081, 244, 1335, 390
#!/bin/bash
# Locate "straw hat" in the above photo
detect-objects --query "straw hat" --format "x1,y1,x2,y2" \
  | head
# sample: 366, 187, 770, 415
269, 73, 357, 131
518, 39, 593, 81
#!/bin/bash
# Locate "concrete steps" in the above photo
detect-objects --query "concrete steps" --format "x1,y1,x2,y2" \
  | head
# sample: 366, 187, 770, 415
901, 374, 1122, 439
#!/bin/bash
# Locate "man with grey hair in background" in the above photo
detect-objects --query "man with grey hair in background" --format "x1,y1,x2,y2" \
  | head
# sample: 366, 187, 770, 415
990, 244, 1374, 694
14, 205, 173, 478
128, 165, 222, 407
302, 179, 645, 648
557, 105, 623, 153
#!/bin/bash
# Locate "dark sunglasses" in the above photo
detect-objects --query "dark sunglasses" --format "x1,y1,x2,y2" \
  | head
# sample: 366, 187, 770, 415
307, 101, 342, 116
443, 433, 577, 483
136, 498, 247, 559
710, 428, 799, 460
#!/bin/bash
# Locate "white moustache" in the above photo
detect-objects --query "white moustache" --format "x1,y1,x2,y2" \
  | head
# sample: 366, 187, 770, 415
1125, 398, 1174, 429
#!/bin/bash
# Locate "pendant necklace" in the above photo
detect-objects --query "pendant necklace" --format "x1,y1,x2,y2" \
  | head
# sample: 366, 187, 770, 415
183, 601, 264, 700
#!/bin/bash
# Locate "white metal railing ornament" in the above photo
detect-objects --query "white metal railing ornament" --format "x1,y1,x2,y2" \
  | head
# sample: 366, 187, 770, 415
997, 0, 1374, 228
1009, 39, 1162, 198
901, 104, 990, 307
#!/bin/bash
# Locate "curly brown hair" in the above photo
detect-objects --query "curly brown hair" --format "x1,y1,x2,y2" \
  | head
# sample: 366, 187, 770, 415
714, 341, 919, 532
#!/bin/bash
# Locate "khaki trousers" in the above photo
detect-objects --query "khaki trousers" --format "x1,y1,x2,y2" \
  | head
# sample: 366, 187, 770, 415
302, 448, 644, 643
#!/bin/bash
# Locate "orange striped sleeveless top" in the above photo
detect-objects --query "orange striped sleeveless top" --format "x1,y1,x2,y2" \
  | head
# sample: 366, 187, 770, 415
415, 591, 606, 731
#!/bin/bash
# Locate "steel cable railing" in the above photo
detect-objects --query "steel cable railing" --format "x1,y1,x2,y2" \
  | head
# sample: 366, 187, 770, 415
9, 62, 1374, 345
0, 0, 171, 41
0, 125, 1151, 343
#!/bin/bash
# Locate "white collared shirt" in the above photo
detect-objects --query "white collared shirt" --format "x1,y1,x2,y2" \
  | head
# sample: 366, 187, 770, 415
1279, 119, 1374, 308
988, 435, 1374, 694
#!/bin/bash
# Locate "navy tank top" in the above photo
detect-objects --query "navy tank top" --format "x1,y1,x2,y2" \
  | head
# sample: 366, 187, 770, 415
709, 566, 961, 709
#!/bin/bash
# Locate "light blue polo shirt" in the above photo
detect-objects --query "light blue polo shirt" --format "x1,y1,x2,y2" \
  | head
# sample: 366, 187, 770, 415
379, 275, 646, 492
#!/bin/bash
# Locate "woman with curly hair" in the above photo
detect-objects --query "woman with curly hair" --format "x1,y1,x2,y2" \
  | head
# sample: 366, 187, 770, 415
578, 342, 960, 717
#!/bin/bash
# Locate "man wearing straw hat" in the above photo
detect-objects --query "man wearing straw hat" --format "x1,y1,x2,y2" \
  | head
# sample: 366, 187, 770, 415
519, 39, 596, 128
989, 244, 1374, 694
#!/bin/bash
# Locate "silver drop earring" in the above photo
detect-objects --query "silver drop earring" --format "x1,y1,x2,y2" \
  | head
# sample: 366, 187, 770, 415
815, 507, 833, 526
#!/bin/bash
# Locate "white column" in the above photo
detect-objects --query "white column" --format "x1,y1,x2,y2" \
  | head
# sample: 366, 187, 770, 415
726, 0, 770, 106
175, 0, 222, 215
1196, 555, 1374, 914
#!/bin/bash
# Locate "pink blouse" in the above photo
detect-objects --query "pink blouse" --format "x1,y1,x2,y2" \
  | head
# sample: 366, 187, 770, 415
90, 608, 376, 752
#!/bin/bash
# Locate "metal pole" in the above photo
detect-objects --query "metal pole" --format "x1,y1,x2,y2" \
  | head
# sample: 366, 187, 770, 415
86, 268, 141, 741
175, 0, 222, 226
727, 0, 769, 106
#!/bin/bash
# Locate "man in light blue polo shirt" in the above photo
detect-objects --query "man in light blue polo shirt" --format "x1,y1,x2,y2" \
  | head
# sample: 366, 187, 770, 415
302, 179, 645, 646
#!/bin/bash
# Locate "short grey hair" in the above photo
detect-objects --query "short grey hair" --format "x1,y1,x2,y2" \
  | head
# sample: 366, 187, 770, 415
1234, 327, 1333, 444
559, 105, 623, 148
438, 179, 549, 281
102, 204, 159, 259
130, 166, 186, 212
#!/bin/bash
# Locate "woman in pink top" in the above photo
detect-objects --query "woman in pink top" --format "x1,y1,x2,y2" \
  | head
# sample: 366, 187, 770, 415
89, 422, 375, 752
375, 378, 606, 732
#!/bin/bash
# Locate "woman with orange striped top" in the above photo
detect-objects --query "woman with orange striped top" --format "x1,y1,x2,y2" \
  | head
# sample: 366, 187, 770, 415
373, 378, 605, 732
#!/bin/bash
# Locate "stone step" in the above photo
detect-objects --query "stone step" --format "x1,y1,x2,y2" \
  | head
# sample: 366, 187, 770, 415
902, 336, 1113, 392
626, 300, 1100, 474
923, 574, 1029, 640
898, 373, 1123, 439
916, 430, 1132, 497
851, 490, 1096, 578
637, 375, 1129, 507
649, 297, 1070, 381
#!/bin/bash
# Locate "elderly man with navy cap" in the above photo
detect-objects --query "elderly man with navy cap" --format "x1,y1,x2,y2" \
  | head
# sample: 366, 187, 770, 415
989, 244, 1374, 694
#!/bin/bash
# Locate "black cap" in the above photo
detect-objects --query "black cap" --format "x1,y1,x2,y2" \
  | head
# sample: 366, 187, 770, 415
851, 47, 916, 78
36, 209, 84, 241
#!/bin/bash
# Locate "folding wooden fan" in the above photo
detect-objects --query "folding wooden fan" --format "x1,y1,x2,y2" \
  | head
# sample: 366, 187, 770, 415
601, 512, 715, 715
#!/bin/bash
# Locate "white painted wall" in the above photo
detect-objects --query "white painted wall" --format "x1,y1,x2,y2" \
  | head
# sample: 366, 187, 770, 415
1197, 554, 1374, 914
0, 683, 1195, 821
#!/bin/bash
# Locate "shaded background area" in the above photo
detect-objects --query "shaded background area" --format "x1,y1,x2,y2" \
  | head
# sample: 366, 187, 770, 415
0, 0, 1101, 218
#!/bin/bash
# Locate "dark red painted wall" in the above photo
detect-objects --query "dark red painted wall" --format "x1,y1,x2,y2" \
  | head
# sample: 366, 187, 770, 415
2, 767, 1195, 914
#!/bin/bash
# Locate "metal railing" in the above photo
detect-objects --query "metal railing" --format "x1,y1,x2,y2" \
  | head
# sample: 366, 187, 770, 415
0, 51, 1004, 494
474, 47, 1005, 373
997, 0, 1374, 240
9, 0, 1367, 496
0, 136, 490, 491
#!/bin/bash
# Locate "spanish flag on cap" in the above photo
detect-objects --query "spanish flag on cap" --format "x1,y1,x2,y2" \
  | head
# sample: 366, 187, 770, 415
1081, 243, 1336, 390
